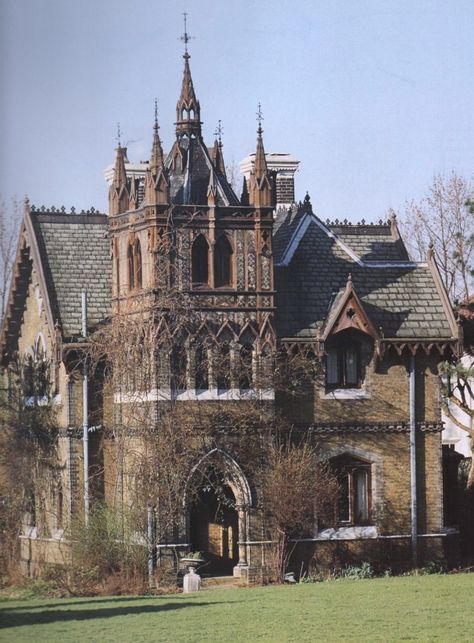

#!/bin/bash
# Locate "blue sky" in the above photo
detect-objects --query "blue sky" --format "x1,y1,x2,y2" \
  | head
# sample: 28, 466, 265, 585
1, 0, 474, 221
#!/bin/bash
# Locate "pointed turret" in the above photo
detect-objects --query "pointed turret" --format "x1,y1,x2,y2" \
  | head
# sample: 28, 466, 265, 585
175, 16, 201, 138
144, 102, 169, 207
175, 53, 202, 137
254, 124, 268, 181
211, 139, 226, 177
248, 105, 273, 208
207, 166, 218, 207
150, 100, 165, 175
109, 136, 130, 215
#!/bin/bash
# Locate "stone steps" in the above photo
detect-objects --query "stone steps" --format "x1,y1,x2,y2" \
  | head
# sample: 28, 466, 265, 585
201, 575, 241, 591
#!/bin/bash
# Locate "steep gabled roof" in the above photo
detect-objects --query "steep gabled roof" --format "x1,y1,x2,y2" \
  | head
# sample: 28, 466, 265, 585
1, 204, 111, 358
165, 136, 240, 207
274, 208, 457, 342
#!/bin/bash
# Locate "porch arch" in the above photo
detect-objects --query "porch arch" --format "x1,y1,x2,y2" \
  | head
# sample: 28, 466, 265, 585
184, 448, 252, 575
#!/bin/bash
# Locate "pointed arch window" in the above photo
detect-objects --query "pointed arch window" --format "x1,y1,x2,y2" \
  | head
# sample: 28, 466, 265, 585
128, 239, 143, 291
239, 342, 253, 390
195, 342, 209, 390
214, 235, 233, 288
216, 342, 231, 390
128, 244, 135, 290
192, 235, 209, 287
170, 344, 187, 391
134, 239, 142, 289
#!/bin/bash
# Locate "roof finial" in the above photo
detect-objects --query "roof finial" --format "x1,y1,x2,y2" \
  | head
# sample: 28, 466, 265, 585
116, 122, 122, 148
214, 119, 223, 146
347, 272, 353, 285
256, 102, 264, 136
154, 99, 159, 132
180, 11, 194, 57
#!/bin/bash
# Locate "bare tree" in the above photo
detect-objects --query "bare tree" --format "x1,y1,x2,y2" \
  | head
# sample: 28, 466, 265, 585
0, 199, 21, 323
440, 360, 474, 488
262, 434, 338, 583
396, 173, 474, 303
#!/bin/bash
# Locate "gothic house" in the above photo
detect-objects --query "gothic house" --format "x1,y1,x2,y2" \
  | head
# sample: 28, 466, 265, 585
0, 41, 460, 580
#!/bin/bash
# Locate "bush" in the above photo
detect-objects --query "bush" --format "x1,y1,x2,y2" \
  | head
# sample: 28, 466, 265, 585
334, 562, 375, 580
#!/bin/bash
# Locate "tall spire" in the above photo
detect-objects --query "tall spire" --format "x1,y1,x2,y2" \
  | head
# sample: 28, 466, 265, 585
175, 13, 201, 137
248, 104, 272, 208
109, 123, 130, 215
150, 99, 165, 175
144, 102, 169, 206
254, 103, 268, 180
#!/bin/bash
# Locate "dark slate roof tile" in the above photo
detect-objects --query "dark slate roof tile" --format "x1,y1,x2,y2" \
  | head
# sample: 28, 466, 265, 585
31, 212, 111, 338
275, 217, 453, 341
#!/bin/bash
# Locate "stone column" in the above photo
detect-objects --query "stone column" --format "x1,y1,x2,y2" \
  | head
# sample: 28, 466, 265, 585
234, 504, 248, 577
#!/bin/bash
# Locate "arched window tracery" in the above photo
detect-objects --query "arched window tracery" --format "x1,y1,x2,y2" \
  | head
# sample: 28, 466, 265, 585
214, 235, 233, 288
192, 234, 209, 286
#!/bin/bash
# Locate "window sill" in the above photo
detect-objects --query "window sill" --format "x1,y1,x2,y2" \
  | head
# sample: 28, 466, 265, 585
322, 388, 370, 400
316, 526, 377, 540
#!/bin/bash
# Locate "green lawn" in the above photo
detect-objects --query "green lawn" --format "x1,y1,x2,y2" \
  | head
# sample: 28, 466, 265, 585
1, 574, 473, 642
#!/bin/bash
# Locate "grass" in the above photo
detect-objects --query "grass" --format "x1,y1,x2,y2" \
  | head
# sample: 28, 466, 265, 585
1, 573, 473, 642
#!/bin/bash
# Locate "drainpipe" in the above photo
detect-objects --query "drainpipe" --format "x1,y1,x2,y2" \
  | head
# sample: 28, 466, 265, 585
409, 353, 418, 568
82, 292, 89, 527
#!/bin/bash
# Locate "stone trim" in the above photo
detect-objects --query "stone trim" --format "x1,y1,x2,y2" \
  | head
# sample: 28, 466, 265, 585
308, 423, 442, 434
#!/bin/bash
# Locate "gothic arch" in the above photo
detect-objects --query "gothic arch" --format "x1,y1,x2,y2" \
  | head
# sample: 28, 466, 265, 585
183, 448, 252, 509
134, 238, 142, 289
191, 234, 209, 286
214, 234, 233, 288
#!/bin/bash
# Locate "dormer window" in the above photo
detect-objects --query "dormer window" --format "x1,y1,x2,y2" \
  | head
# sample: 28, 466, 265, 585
326, 344, 360, 388
325, 329, 369, 389
214, 235, 233, 288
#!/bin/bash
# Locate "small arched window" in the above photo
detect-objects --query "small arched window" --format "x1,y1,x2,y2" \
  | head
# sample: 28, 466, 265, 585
192, 235, 209, 286
170, 344, 187, 391
128, 244, 135, 290
195, 342, 209, 390
239, 343, 253, 389
214, 235, 233, 288
134, 239, 142, 289
216, 342, 231, 390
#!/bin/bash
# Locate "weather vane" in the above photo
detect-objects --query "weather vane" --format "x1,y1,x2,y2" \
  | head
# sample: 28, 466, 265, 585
154, 98, 159, 130
180, 12, 195, 54
256, 103, 264, 134
214, 119, 223, 145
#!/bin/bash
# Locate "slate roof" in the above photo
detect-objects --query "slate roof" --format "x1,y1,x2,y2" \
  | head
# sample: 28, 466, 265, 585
165, 137, 240, 207
274, 211, 455, 341
30, 210, 111, 339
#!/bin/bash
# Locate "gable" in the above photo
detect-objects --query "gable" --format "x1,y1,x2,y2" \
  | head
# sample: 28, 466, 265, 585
275, 215, 456, 342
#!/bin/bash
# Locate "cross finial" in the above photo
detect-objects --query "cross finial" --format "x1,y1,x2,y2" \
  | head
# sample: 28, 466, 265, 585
256, 103, 264, 135
116, 122, 122, 147
180, 12, 194, 56
154, 99, 159, 131
214, 119, 223, 145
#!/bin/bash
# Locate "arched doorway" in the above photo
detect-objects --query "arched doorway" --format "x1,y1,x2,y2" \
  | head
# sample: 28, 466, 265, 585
190, 470, 238, 574
184, 449, 252, 577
